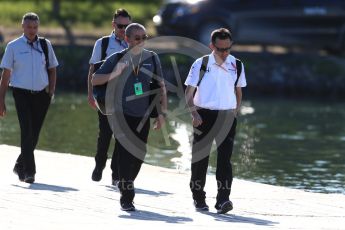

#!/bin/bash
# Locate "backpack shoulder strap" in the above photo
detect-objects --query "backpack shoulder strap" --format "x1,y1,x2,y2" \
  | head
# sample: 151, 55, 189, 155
39, 37, 49, 70
101, 36, 110, 60
235, 58, 242, 87
116, 49, 126, 60
150, 51, 157, 76
197, 55, 209, 87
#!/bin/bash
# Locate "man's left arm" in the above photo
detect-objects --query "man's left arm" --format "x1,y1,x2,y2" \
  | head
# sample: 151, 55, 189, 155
235, 62, 246, 116
47, 67, 56, 97
47, 40, 59, 97
159, 79, 167, 115
235, 87, 242, 116
153, 53, 167, 130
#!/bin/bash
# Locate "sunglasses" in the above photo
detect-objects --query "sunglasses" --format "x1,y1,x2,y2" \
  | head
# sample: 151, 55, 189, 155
133, 35, 148, 41
214, 45, 232, 53
116, 24, 129, 29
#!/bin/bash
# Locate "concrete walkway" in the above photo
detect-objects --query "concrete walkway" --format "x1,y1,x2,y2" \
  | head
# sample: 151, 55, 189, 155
0, 144, 344, 230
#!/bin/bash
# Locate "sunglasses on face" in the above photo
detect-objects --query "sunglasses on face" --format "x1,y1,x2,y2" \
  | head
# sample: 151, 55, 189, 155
133, 35, 148, 41
116, 24, 128, 29
214, 44, 232, 53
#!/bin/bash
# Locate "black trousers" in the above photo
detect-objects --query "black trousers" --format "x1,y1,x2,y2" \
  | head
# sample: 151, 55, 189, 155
190, 109, 237, 204
114, 114, 150, 204
95, 111, 119, 180
12, 88, 51, 176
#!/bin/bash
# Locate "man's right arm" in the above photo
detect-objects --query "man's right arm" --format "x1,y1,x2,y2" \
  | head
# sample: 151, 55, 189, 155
0, 68, 11, 117
185, 85, 202, 127
92, 62, 127, 86
87, 39, 102, 109
184, 59, 203, 127
87, 64, 96, 109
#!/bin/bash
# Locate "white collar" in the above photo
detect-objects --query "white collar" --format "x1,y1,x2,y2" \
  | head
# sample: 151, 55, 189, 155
110, 31, 127, 47
209, 52, 233, 65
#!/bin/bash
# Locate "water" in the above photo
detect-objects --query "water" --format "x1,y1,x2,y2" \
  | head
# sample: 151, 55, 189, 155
0, 93, 344, 194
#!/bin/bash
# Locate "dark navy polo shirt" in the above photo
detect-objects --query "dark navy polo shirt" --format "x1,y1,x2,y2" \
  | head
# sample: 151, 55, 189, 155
95, 48, 163, 117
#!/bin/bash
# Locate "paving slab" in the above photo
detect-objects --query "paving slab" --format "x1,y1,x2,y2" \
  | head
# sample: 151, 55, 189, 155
0, 145, 344, 230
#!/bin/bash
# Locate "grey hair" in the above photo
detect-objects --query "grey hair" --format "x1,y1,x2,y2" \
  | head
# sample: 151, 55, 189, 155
22, 12, 39, 24
125, 23, 146, 37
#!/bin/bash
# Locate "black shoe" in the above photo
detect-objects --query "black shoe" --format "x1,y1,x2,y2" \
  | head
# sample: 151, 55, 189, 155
24, 174, 35, 184
215, 200, 233, 214
194, 200, 209, 211
91, 166, 103, 181
121, 202, 136, 211
13, 165, 25, 182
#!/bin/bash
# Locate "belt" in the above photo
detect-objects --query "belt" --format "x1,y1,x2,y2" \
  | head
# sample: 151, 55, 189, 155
12, 87, 45, 94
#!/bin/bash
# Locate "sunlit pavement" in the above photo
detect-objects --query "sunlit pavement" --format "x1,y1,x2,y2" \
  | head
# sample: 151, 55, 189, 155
0, 144, 344, 230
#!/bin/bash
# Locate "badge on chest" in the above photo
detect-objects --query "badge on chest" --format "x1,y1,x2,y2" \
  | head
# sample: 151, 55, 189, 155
134, 82, 143, 96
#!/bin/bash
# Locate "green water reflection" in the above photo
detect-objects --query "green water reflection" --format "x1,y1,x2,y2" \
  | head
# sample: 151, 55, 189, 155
0, 93, 344, 194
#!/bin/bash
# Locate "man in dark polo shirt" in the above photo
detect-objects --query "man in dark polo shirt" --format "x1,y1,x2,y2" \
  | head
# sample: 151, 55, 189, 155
92, 23, 167, 211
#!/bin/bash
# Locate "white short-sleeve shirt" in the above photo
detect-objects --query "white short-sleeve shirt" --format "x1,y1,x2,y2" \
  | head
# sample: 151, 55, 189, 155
185, 53, 247, 110
89, 32, 128, 64
0, 35, 59, 91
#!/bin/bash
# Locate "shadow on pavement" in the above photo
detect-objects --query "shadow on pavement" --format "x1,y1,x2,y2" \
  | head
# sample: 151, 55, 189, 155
136, 188, 172, 196
12, 183, 79, 192
105, 185, 172, 196
119, 209, 193, 223
198, 211, 278, 226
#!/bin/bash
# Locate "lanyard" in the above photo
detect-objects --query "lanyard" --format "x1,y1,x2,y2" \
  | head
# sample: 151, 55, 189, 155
129, 51, 143, 77
28, 41, 43, 55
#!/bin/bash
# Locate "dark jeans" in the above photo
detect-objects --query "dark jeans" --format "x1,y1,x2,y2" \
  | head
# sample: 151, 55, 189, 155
95, 111, 119, 180
190, 109, 237, 204
115, 114, 150, 204
12, 88, 51, 176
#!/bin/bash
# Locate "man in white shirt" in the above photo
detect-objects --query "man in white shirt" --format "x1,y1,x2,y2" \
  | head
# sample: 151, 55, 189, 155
0, 12, 59, 183
87, 9, 131, 185
185, 28, 247, 214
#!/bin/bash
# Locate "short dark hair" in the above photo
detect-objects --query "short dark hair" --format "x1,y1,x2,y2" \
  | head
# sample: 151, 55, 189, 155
113, 8, 131, 21
125, 23, 146, 37
211, 28, 232, 44
22, 12, 39, 24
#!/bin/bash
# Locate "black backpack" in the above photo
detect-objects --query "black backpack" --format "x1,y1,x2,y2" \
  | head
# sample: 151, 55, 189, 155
39, 37, 49, 71
92, 36, 111, 115
93, 36, 110, 73
196, 55, 242, 88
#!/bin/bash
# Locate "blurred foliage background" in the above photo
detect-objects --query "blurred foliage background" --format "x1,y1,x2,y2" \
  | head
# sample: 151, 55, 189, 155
0, 0, 163, 45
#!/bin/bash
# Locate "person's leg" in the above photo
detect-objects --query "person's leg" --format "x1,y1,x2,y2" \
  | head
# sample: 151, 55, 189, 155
95, 111, 113, 168
110, 141, 119, 184
128, 115, 149, 181
117, 115, 150, 209
13, 90, 35, 180
117, 139, 135, 205
26, 91, 50, 181
215, 117, 237, 209
31, 91, 51, 152
92, 111, 113, 181
190, 109, 217, 203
